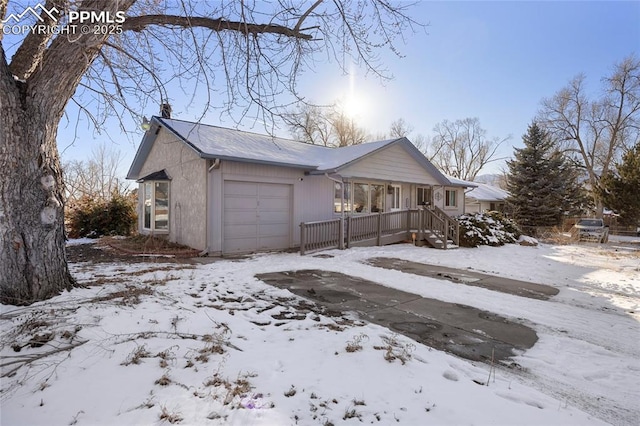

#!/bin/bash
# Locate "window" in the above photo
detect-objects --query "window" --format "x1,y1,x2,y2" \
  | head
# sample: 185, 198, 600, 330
334, 183, 351, 213
342, 181, 404, 214
143, 181, 170, 231
391, 185, 401, 210
370, 184, 385, 212
353, 182, 369, 213
445, 189, 457, 208
417, 187, 431, 206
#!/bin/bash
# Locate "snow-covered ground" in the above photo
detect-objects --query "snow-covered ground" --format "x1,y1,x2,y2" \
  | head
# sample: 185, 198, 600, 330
1, 237, 638, 426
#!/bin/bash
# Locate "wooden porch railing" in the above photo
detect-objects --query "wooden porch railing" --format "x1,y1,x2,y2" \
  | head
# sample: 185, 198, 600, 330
300, 208, 459, 254
299, 218, 343, 255
347, 210, 411, 247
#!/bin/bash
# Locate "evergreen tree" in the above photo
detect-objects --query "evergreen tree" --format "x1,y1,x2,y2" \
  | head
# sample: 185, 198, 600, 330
598, 143, 640, 226
506, 123, 589, 229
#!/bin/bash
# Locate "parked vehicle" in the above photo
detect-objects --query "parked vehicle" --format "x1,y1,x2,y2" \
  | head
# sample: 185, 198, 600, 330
574, 218, 609, 243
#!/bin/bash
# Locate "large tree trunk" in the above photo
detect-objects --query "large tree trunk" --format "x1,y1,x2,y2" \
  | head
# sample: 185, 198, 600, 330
0, 1, 136, 305
0, 70, 74, 305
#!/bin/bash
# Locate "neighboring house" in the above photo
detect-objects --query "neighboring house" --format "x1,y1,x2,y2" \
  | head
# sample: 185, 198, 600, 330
464, 182, 509, 213
126, 116, 471, 255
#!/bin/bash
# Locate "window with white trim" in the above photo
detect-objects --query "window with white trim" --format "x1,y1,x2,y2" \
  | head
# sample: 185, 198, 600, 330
346, 181, 390, 214
352, 182, 369, 213
417, 186, 431, 206
370, 184, 385, 212
445, 189, 457, 208
334, 182, 351, 213
143, 181, 170, 231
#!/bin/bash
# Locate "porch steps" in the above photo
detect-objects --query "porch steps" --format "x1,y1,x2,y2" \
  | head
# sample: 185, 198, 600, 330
422, 231, 457, 250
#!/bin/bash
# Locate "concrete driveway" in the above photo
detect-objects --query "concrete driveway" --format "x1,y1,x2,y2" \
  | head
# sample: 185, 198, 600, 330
257, 265, 544, 365
366, 257, 559, 300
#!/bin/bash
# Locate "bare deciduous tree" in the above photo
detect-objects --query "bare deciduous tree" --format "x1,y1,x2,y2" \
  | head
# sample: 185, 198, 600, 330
538, 55, 640, 216
389, 118, 413, 138
284, 102, 369, 147
387, 118, 431, 153
331, 110, 369, 147
0, 0, 423, 304
429, 117, 509, 181
63, 143, 128, 209
283, 103, 334, 146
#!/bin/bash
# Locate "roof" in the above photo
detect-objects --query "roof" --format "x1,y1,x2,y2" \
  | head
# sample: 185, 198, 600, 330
466, 182, 509, 201
445, 175, 478, 189
137, 169, 171, 182
126, 117, 457, 187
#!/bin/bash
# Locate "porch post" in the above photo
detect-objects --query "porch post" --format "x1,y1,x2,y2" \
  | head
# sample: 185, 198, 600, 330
443, 217, 448, 250
377, 212, 382, 246
300, 222, 306, 255
339, 217, 345, 250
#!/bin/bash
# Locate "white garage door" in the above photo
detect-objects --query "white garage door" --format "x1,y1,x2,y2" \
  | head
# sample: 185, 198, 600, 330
223, 181, 292, 254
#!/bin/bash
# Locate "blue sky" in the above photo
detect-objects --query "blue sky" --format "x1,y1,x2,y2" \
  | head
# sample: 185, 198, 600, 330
56, 1, 640, 178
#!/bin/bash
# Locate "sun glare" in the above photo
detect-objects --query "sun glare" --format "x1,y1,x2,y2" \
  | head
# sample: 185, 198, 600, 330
340, 63, 368, 119
343, 95, 366, 119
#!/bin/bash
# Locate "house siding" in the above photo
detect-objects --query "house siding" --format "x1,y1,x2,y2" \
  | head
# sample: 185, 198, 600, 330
338, 144, 440, 185
138, 129, 207, 250
440, 186, 465, 216
300, 175, 334, 222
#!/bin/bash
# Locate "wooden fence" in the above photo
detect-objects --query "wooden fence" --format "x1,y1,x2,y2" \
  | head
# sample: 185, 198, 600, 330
300, 208, 459, 255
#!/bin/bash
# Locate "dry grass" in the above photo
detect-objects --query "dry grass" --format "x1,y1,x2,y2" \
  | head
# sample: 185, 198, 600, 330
158, 406, 183, 424
345, 333, 368, 353
90, 285, 154, 305
103, 235, 200, 257
374, 335, 415, 365
121, 345, 151, 366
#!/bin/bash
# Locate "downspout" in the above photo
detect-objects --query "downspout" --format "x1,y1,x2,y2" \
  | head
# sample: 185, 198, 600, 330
324, 173, 344, 216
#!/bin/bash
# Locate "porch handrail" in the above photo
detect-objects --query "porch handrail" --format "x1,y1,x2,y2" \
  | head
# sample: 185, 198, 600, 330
431, 205, 459, 247
420, 208, 448, 248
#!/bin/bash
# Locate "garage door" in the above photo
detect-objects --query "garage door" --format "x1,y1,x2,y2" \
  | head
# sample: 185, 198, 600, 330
223, 181, 292, 254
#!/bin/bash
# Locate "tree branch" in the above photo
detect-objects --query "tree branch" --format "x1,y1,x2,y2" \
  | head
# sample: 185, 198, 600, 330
294, 0, 324, 33
8, 0, 64, 80
122, 14, 313, 40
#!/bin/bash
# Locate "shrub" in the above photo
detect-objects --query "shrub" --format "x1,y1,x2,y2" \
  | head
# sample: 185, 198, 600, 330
457, 211, 521, 247
67, 192, 137, 238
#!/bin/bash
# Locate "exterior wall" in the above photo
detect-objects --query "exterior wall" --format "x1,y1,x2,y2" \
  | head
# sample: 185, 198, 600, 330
466, 200, 482, 214
338, 144, 441, 185
138, 129, 207, 250
465, 199, 506, 214
207, 161, 333, 254
300, 175, 335, 222
429, 185, 466, 216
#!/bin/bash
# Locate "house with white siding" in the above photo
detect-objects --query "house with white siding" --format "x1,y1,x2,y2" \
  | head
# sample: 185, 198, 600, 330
126, 116, 472, 255
465, 182, 509, 214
